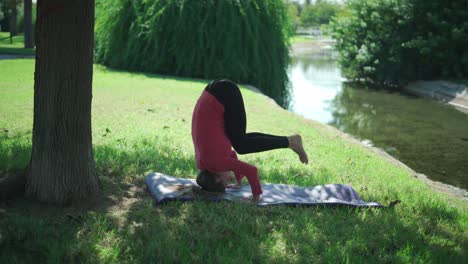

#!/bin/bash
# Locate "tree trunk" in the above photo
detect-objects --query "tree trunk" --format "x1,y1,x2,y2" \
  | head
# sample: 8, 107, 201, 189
23, 0, 34, 48
10, 1, 17, 38
26, 0, 100, 205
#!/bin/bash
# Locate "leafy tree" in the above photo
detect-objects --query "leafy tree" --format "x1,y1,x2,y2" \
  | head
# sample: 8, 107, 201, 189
0, 3, 4, 23
23, 0, 33, 48
300, 1, 341, 26
95, 0, 291, 104
315, 1, 340, 24
300, 4, 316, 26
0, 0, 21, 34
286, 1, 300, 32
331, 0, 468, 84
8, 0, 18, 36
26, 0, 100, 204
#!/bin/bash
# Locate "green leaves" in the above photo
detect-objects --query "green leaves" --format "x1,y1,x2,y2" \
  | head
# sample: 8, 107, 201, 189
94, 0, 291, 105
330, 0, 468, 83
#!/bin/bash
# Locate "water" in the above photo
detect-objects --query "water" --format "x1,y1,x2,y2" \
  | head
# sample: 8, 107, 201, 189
287, 48, 468, 190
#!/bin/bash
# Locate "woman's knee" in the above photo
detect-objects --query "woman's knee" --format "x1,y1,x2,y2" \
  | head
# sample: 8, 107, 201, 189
232, 140, 250, 154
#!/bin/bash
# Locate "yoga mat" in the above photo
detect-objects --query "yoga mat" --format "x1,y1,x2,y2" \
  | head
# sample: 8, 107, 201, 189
145, 172, 384, 208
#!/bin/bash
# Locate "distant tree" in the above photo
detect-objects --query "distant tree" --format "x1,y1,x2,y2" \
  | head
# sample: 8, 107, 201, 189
0, 1, 21, 39
300, 1, 340, 26
287, 1, 300, 32
26, 0, 100, 204
300, 5, 316, 26
315, 1, 339, 24
23, 0, 33, 48
0, 2, 9, 32
10, 1, 17, 37
8, 0, 18, 37
0, 3, 4, 23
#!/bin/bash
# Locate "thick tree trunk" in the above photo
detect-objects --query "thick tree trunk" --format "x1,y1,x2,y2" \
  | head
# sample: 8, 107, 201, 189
10, 1, 17, 38
26, 0, 100, 204
23, 0, 34, 48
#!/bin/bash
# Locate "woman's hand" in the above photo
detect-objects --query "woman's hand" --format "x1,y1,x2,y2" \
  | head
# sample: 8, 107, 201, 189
252, 194, 260, 203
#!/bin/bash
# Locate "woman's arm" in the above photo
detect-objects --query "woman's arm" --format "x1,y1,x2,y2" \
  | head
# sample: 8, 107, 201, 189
229, 150, 244, 186
222, 157, 262, 199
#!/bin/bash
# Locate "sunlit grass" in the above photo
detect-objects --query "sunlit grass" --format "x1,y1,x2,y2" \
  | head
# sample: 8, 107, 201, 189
0, 59, 467, 263
290, 35, 320, 44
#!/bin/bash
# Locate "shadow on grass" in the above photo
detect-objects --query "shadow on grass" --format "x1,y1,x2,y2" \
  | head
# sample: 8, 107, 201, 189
119, 196, 466, 263
0, 133, 199, 262
0, 133, 466, 262
0, 48, 35, 56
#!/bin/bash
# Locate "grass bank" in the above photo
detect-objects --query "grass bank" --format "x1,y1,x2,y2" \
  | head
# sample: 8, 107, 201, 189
0, 59, 467, 263
290, 35, 320, 44
0, 32, 35, 56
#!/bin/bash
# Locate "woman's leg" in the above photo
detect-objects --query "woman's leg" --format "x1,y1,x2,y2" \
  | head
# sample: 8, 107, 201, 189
205, 79, 289, 154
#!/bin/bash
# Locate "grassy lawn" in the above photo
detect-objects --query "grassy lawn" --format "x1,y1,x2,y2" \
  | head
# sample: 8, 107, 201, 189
290, 35, 322, 44
0, 59, 467, 263
0, 32, 35, 56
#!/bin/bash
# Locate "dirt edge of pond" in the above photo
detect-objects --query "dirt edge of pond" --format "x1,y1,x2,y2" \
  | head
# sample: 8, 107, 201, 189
243, 84, 468, 202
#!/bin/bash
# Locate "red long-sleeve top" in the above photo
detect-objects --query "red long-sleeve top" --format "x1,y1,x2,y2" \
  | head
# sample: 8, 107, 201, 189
191, 90, 262, 196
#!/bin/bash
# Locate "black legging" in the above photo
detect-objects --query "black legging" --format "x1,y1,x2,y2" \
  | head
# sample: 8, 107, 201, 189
205, 79, 289, 154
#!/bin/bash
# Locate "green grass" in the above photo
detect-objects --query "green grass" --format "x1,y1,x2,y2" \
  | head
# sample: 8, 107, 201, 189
0, 32, 35, 56
0, 59, 467, 263
290, 35, 320, 44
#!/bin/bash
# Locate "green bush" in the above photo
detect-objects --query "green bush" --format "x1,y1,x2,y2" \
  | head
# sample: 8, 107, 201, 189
95, 0, 291, 104
330, 0, 468, 84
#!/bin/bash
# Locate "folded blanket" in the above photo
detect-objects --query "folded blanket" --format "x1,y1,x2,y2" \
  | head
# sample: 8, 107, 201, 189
145, 172, 384, 208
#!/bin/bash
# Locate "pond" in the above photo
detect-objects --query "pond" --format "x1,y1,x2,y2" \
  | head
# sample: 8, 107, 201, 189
286, 46, 468, 191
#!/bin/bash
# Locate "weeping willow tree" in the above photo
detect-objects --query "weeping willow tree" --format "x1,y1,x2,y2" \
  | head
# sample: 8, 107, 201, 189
95, 0, 291, 104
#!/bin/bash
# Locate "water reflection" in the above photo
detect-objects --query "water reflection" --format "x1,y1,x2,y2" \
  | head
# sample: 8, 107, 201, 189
287, 50, 342, 123
287, 49, 468, 190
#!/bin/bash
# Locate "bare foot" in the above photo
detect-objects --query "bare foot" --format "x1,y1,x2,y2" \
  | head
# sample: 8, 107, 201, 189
288, 135, 309, 164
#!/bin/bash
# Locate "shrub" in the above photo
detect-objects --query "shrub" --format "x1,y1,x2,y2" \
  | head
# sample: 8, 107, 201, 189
95, 0, 291, 104
330, 0, 468, 85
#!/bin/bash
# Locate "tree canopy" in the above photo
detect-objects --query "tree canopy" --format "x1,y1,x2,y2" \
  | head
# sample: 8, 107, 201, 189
0, 3, 4, 23
331, 0, 468, 84
95, 0, 291, 104
300, 1, 342, 26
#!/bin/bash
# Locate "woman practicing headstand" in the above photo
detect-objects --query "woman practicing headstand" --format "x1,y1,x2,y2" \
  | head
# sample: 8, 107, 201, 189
192, 79, 308, 202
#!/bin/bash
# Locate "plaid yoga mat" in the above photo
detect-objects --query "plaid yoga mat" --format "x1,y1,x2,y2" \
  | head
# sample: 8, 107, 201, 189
145, 172, 384, 208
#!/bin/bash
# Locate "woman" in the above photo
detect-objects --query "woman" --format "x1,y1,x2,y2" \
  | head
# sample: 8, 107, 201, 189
192, 79, 308, 202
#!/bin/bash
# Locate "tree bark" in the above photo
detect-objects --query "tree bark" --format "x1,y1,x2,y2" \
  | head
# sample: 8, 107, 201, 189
23, 0, 34, 48
26, 0, 100, 205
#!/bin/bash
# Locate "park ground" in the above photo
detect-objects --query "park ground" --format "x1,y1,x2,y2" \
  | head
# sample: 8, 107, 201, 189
0, 32, 35, 57
0, 58, 467, 263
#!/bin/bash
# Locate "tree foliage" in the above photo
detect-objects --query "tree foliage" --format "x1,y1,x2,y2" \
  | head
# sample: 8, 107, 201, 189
95, 0, 291, 103
286, 2, 300, 32
0, 3, 4, 23
330, 0, 468, 84
2, 1, 20, 29
300, 0, 341, 27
